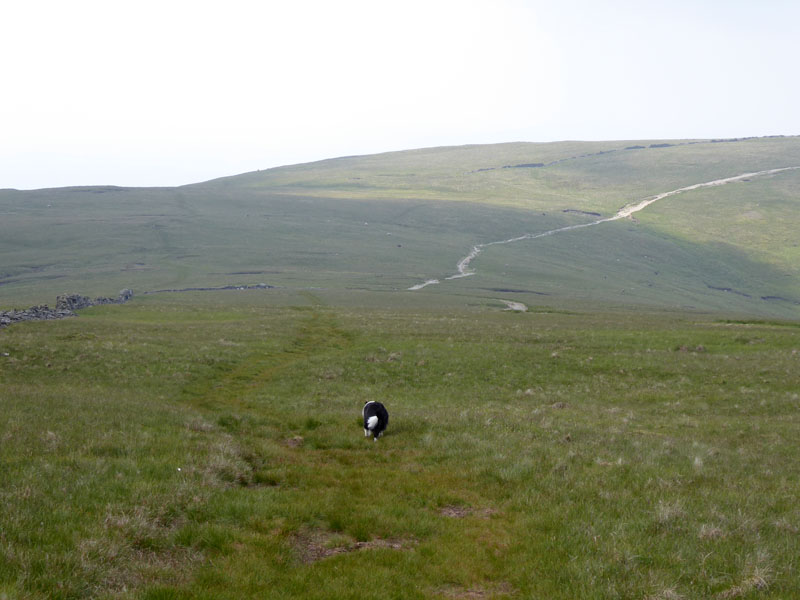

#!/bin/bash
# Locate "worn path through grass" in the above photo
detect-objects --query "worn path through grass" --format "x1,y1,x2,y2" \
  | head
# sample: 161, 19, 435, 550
1, 296, 799, 598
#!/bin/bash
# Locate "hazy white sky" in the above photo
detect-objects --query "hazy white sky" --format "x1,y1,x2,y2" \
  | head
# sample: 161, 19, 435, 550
2, 0, 798, 189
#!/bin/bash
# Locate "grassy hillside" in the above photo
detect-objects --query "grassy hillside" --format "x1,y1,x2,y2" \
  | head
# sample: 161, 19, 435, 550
3, 135, 800, 597
1, 137, 799, 317
204, 137, 800, 211
1, 293, 799, 598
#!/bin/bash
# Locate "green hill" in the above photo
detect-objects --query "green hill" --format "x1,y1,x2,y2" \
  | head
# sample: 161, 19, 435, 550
2, 136, 799, 317
3, 138, 800, 598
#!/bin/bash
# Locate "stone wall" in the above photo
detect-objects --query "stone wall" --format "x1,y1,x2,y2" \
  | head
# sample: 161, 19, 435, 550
0, 289, 133, 328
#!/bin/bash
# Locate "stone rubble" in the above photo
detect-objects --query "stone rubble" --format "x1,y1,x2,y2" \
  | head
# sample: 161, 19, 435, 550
0, 289, 133, 328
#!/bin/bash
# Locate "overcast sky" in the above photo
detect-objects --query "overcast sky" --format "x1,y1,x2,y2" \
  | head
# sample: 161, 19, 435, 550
2, 0, 798, 189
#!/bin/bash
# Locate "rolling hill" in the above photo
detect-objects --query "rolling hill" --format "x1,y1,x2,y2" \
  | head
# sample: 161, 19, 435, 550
2, 136, 799, 318
4, 138, 800, 599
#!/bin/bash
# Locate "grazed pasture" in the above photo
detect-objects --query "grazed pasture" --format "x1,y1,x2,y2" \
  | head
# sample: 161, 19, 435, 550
1, 292, 798, 598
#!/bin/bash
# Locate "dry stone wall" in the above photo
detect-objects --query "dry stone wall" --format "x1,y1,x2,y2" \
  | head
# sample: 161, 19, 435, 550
0, 289, 133, 328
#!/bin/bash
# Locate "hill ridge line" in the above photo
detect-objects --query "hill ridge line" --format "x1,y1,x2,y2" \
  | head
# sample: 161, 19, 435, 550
408, 166, 800, 291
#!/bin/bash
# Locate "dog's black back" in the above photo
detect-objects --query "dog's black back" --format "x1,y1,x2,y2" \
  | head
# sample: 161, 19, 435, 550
363, 401, 389, 440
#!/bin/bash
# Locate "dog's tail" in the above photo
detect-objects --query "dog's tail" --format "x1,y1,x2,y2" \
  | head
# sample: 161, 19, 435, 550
366, 415, 379, 430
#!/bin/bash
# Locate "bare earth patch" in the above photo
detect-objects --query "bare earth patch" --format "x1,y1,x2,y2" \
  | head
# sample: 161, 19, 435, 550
439, 505, 498, 519
436, 582, 516, 598
285, 436, 304, 448
292, 529, 415, 564
499, 300, 528, 312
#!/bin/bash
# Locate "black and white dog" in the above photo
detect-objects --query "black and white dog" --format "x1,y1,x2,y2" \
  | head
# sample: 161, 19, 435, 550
362, 401, 389, 441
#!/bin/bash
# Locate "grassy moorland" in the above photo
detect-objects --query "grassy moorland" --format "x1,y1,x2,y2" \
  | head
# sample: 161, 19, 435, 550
1, 292, 799, 599
1, 138, 799, 598
1, 137, 799, 317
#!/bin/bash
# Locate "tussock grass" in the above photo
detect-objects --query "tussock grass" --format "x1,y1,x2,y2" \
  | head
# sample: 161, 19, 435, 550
1, 294, 799, 598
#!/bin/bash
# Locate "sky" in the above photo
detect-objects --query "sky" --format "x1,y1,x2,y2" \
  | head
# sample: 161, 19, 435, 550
2, 0, 799, 189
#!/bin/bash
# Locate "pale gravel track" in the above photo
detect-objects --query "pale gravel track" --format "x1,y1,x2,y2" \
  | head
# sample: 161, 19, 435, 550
408, 166, 800, 291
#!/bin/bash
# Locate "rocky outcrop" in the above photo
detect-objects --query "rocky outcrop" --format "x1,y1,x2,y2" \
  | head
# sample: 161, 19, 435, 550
0, 289, 133, 328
